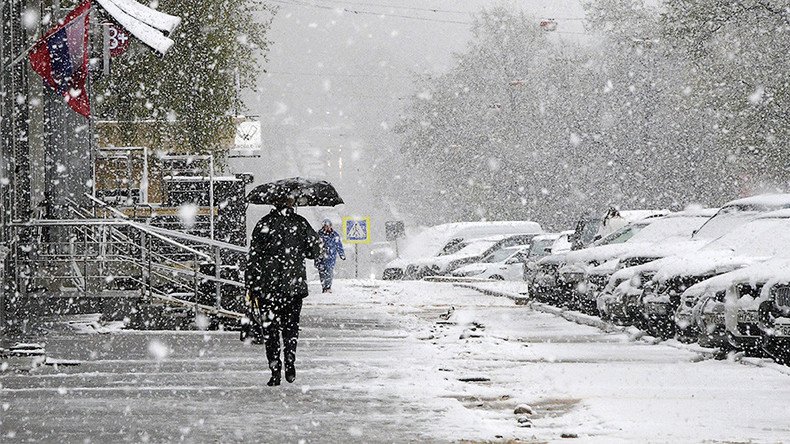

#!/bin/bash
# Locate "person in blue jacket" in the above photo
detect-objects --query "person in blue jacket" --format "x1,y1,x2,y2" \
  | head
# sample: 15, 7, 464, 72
315, 219, 345, 292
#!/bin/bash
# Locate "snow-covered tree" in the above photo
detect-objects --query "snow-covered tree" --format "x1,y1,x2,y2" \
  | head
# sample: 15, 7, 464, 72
394, 5, 738, 229
661, 0, 790, 192
96, 0, 274, 156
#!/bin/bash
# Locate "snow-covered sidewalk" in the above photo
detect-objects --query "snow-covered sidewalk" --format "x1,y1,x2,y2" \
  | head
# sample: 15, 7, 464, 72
1, 280, 789, 442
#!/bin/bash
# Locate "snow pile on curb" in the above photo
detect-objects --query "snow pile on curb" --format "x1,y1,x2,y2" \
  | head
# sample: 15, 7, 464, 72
455, 281, 790, 376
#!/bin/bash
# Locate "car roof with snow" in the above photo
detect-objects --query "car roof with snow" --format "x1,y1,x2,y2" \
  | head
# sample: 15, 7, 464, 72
693, 194, 790, 240
563, 211, 712, 265
721, 193, 790, 209
449, 221, 542, 238
649, 213, 790, 282
532, 232, 562, 241
699, 209, 790, 255
392, 221, 542, 263
617, 209, 671, 222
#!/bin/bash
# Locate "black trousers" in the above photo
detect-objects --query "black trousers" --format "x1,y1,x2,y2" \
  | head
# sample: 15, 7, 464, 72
261, 297, 303, 372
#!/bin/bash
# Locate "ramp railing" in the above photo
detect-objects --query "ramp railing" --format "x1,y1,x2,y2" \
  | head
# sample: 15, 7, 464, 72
7, 213, 248, 320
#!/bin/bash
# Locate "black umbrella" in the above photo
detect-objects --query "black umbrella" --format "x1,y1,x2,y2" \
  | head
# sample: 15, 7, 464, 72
247, 177, 344, 207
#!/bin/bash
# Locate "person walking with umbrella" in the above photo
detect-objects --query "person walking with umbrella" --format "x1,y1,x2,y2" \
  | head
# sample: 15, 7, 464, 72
246, 196, 320, 385
245, 178, 343, 386
315, 219, 345, 293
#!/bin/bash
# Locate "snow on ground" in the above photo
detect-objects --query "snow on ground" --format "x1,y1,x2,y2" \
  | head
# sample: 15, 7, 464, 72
1, 280, 789, 442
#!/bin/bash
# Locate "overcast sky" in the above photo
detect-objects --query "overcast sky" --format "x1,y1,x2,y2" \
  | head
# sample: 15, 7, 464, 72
239, 0, 588, 231
251, 0, 586, 131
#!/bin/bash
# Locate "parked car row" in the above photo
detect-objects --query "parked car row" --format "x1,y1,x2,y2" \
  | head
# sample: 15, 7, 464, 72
382, 221, 545, 280
526, 194, 790, 365
382, 207, 655, 283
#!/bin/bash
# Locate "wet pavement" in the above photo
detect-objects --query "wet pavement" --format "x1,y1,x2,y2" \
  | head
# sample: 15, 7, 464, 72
1, 303, 442, 442
2, 280, 790, 443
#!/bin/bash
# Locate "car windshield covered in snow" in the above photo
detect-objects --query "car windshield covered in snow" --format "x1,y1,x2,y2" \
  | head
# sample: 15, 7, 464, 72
625, 214, 711, 244
528, 236, 557, 258
572, 217, 601, 247
701, 212, 790, 257
693, 194, 790, 240
482, 246, 524, 263
593, 221, 650, 245
437, 238, 467, 256
452, 239, 500, 257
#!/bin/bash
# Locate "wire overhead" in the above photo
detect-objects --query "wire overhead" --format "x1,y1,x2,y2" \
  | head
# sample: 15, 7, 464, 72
266, 0, 472, 24
267, 0, 589, 33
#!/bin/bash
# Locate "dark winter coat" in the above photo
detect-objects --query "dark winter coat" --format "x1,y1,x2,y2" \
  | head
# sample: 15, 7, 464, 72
246, 208, 321, 301
316, 229, 345, 269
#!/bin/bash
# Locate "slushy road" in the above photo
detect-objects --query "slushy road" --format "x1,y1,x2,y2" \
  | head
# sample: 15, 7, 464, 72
2, 280, 789, 442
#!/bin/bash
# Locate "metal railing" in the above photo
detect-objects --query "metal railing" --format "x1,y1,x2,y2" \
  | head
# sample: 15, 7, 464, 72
7, 214, 248, 320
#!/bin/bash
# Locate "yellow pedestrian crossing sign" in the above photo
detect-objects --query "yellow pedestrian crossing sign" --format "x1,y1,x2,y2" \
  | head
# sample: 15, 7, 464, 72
342, 216, 371, 244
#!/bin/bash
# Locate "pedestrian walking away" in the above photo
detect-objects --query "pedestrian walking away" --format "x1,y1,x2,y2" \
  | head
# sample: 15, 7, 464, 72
246, 196, 321, 386
315, 219, 346, 292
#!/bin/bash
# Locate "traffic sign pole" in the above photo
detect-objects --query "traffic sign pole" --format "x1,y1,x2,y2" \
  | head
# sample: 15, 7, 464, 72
386, 220, 404, 258
342, 216, 371, 280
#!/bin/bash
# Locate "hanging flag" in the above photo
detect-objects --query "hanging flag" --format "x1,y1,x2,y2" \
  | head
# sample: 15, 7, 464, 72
29, 0, 92, 118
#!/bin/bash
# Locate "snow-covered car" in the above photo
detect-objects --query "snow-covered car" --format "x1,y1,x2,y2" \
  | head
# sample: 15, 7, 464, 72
382, 221, 542, 280
679, 261, 786, 349
524, 231, 572, 286
599, 193, 790, 327
529, 231, 572, 261
566, 209, 716, 315
721, 270, 787, 356
532, 217, 661, 306
451, 245, 530, 280
691, 259, 790, 356
677, 285, 724, 346
531, 252, 567, 304
411, 234, 537, 277
641, 209, 790, 339
759, 277, 790, 364
601, 278, 646, 324
569, 209, 669, 250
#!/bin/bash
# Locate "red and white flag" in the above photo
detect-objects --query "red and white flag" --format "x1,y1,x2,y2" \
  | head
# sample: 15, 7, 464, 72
29, 0, 92, 118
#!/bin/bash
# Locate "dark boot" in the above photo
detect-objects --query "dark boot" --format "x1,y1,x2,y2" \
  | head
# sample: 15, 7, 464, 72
267, 372, 281, 386
285, 362, 296, 383
267, 361, 282, 386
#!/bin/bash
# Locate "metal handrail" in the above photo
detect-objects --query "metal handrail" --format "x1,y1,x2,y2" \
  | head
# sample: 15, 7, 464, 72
66, 200, 201, 275
136, 222, 248, 253
83, 193, 129, 219
82, 192, 248, 253
8, 189, 251, 323
86, 196, 247, 313
149, 261, 245, 288
11, 218, 213, 261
